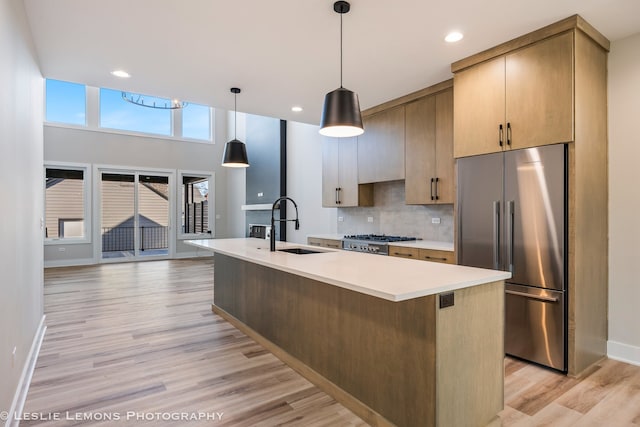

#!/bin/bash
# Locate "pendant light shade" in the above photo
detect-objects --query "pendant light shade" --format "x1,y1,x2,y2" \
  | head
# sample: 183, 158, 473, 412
319, 87, 363, 137
222, 87, 249, 168
319, 1, 364, 138
222, 139, 249, 167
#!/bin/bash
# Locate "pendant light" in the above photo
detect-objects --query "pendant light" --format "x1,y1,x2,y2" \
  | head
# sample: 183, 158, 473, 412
319, 1, 364, 138
222, 87, 250, 167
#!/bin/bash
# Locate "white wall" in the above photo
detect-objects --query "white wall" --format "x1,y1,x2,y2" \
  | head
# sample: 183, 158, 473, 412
43, 110, 234, 264
608, 32, 640, 365
220, 118, 337, 243
0, 0, 44, 416
286, 122, 338, 244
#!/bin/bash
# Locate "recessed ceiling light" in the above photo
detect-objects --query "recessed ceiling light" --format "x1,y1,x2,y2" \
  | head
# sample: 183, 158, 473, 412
111, 70, 131, 78
291, 106, 303, 112
445, 31, 464, 43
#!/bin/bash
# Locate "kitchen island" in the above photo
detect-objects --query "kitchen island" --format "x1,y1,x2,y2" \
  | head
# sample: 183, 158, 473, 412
187, 238, 511, 427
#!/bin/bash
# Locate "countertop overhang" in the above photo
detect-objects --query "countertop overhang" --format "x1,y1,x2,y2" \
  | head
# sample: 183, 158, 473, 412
186, 238, 511, 302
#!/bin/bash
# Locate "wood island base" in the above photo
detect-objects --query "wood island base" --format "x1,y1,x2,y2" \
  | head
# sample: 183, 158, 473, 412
213, 253, 504, 427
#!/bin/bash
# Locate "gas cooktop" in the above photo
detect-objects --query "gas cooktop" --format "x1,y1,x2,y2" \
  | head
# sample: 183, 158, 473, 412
343, 234, 417, 243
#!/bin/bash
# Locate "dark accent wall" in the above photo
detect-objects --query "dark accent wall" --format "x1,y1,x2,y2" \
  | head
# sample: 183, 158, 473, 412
244, 115, 287, 241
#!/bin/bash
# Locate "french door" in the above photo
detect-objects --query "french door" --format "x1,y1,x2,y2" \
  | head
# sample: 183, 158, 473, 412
99, 169, 172, 261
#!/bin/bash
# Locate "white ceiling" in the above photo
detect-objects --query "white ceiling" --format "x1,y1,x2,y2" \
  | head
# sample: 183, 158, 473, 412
23, 0, 640, 126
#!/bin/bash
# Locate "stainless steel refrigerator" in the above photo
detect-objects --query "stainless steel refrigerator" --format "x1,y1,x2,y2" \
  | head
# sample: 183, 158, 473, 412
457, 143, 567, 372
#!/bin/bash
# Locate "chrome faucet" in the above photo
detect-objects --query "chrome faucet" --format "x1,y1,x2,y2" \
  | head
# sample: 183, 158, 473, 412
270, 197, 300, 251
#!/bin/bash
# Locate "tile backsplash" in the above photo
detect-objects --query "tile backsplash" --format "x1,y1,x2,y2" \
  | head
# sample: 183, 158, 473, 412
337, 180, 454, 242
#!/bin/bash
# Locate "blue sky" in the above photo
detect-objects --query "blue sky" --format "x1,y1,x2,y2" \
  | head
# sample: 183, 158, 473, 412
46, 79, 210, 140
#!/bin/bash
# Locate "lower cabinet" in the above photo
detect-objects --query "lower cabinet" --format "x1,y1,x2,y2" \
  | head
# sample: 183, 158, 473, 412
389, 245, 454, 264
307, 237, 342, 250
389, 246, 419, 259
419, 249, 455, 264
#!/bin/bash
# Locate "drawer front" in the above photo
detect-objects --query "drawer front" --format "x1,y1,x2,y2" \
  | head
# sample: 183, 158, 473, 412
419, 249, 455, 264
307, 238, 324, 247
307, 238, 342, 249
389, 246, 419, 259
322, 239, 342, 249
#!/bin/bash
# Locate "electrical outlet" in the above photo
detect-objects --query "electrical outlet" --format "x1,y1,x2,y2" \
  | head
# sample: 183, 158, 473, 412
12, 346, 16, 367
215, 214, 221, 219
58, 247, 66, 252
258, 192, 263, 197
439, 292, 454, 309
432, 217, 441, 224
338, 216, 344, 222
367, 217, 374, 223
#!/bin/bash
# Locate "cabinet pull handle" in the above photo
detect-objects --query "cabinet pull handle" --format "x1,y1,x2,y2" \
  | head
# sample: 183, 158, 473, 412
435, 177, 440, 201
393, 252, 413, 257
507, 122, 512, 146
335, 188, 341, 205
424, 256, 448, 261
499, 124, 504, 147
430, 178, 435, 200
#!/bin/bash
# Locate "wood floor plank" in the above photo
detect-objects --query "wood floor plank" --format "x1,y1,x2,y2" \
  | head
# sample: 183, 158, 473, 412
21, 259, 640, 427
506, 369, 579, 416
23, 259, 366, 427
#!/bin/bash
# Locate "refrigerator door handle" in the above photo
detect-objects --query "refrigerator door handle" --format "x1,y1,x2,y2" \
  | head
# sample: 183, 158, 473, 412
505, 289, 559, 303
493, 201, 501, 270
507, 200, 515, 273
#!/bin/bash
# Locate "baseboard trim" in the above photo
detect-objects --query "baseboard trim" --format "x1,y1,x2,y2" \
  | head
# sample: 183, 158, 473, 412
5, 315, 46, 427
608, 340, 640, 366
44, 253, 213, 268
44, 258, 94, 268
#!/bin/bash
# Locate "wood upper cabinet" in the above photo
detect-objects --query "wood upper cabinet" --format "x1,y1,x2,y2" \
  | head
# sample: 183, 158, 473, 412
454, 31, 574, 158
454, 56, 505, 158
322, 137, 373, 207
506, 31, 574, 150
405, 87, 454, 204
357, 105, 405, 184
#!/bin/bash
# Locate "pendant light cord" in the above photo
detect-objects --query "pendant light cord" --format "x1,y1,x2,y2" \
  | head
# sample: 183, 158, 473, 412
234, 92, 237, 139
340, 9, 343, 88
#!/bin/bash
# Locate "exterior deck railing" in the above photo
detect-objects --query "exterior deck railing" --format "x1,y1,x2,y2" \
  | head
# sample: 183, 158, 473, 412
101, 226, 168, 252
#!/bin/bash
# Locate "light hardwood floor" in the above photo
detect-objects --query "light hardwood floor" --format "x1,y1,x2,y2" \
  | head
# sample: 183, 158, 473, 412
23, 259, 640, 426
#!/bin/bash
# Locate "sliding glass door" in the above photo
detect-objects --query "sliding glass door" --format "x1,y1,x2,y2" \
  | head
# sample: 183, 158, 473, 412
100, 170, 171, 260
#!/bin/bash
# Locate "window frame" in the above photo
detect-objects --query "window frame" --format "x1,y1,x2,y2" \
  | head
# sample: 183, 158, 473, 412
98, 87, 173, 137
177, 170, 215, 240
180, 103, 214, 142
44, 162, 92, 245
44, 79, 88, 127
43, 79, 215, 144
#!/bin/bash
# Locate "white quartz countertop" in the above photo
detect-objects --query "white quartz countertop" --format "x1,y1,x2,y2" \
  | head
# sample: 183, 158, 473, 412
187, 238, 510, 302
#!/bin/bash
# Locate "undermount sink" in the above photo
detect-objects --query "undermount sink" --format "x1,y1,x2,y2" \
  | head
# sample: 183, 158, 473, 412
278, 247, 325, 255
